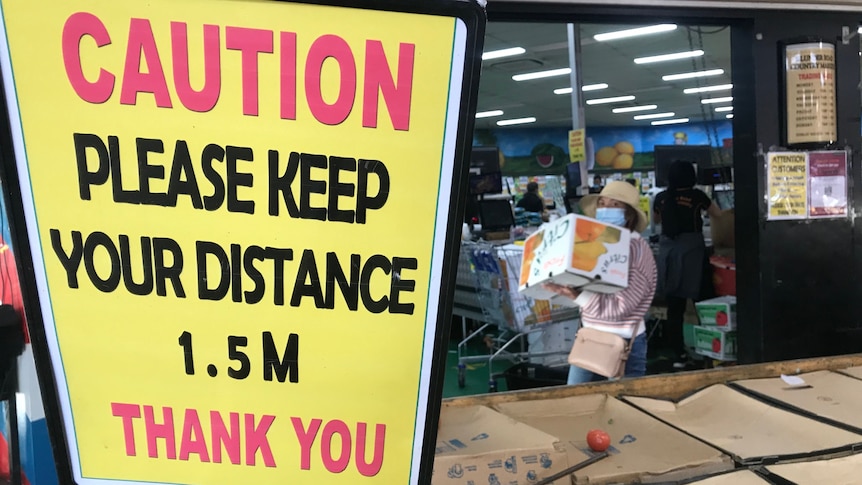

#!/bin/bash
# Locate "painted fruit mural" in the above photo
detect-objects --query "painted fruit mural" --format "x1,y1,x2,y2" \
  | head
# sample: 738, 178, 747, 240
531, 143, 567, 170
595, 140, 636, 170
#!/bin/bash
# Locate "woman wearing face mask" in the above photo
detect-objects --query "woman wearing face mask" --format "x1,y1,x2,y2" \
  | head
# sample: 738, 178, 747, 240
544, 181, 657, 384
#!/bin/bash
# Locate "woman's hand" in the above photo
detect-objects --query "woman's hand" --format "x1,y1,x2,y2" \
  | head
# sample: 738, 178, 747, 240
542, 282, 581, 300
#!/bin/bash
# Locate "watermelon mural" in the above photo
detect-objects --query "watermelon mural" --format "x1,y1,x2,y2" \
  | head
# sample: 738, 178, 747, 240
588, 122, 732, 173
531, 142, 567, 171
473, 127, 569, 176
473, 121, 732, 177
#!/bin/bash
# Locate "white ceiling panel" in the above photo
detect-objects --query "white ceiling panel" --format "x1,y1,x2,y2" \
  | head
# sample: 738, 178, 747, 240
475, 22, 732, 129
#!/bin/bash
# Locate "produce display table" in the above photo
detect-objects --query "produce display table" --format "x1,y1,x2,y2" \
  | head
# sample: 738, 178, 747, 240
436, 354, 862, 484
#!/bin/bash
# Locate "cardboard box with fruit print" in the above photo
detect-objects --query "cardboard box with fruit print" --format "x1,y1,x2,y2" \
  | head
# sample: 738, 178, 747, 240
518, 214, 631, 305
695, 296, 737, 331
693, 325, 737, 361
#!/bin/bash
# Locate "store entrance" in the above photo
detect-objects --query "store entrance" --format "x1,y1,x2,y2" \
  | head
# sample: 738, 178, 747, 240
449, 3, 862, 397
449, 19, 737, 395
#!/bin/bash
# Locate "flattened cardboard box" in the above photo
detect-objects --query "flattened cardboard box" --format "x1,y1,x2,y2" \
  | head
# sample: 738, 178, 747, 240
687, 470, 770, 484
624, 384, 862, 465
433, 405, 569, 485
733, 370, 862, 432
765, 452, 862, 484
494, 394, 732, 484
837, 365, 862, 380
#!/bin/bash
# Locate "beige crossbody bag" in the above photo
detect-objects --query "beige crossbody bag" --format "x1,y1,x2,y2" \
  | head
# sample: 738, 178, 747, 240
567, 325, 636, 379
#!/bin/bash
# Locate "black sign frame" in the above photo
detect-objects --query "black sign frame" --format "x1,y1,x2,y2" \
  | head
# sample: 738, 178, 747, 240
0, 0, 486, 483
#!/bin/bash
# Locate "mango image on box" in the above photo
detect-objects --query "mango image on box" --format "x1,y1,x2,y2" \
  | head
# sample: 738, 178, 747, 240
519, 214, 631, 303
572, 218, 621, 271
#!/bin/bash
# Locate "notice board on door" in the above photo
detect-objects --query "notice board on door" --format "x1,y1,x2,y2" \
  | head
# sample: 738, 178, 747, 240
0, 0, 485, 483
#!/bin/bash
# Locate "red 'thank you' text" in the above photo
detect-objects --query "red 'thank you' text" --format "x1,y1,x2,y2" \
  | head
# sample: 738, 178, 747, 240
111, 403, 276, 466
110, 403, 387, 476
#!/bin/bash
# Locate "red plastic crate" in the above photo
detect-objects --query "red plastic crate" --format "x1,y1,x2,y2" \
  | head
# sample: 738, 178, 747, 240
710, 256, 736, 296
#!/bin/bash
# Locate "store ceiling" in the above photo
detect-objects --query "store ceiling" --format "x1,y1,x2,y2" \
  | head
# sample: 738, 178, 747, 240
474, 22, 733, 129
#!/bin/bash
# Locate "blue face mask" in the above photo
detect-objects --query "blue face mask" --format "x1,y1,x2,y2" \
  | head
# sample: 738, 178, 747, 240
595, 207, 627, 227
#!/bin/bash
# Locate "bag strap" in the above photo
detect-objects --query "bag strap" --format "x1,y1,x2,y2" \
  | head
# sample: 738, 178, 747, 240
571, 285, 640, 360
605, 328, 638, 379
620, 341, 633, 361
620, 321, 641, 360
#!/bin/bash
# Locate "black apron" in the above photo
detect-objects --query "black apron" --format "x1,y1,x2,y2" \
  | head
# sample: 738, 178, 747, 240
657, 232, 705, 300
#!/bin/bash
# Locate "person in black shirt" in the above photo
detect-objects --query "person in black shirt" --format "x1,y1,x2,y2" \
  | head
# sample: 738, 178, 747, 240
516, 181, 545, 213
654, 161, 722, 367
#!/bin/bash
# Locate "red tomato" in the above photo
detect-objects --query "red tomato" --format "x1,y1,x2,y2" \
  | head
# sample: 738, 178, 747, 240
586, 429, 611, 452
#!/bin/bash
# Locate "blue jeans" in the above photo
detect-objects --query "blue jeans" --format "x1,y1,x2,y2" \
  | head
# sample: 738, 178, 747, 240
567, 332, 648, 385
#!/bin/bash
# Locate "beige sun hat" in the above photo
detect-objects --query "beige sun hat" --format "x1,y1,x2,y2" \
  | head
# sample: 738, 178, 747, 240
579, 181, 648, 232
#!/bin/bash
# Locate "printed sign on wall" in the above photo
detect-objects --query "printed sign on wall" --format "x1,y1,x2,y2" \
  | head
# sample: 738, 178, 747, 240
568, 128, 586, 163
784, 41, 837, 146
767, 152, 808, 220
0, 0, 484, 484
808, 151, 848, 218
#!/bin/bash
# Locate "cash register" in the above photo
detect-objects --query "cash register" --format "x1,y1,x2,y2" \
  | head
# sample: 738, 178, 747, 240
476, 198, 515, 241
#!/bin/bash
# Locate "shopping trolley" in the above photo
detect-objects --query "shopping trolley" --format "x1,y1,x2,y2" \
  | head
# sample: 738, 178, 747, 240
454, 240, 580, 392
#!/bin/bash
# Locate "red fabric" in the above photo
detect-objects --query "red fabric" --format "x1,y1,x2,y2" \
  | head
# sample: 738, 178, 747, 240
0, 238, 32, 485
0, 240, 28, 343
0, 432, 32, 485
0, 433, 7, 478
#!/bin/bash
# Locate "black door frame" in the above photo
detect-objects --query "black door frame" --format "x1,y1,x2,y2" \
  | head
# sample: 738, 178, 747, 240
483, 3, 862, 364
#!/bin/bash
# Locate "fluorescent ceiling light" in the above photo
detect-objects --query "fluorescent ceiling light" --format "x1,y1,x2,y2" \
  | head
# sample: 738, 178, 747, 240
634, 112, 675, 120
482, 47, 526, 60
651, 118, 689, 126
583, 83, 609, 91
663, 69, 724, 81
594, 24, 677, 42
554, 83, 609, 95
476, 110, 504, 118
701, 96, 733, 104
635, 50, 704, 64
715, 106, 733, 112
497, 117, 536, 126
684, 84, 733, 94
586, 95, 635, 105
513, 68, 571, 81
726, 114, 734, 119
612, 104, 657, 113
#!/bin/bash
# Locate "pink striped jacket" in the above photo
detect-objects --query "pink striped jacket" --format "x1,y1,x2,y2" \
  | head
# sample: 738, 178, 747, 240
573, 233, 657, 338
